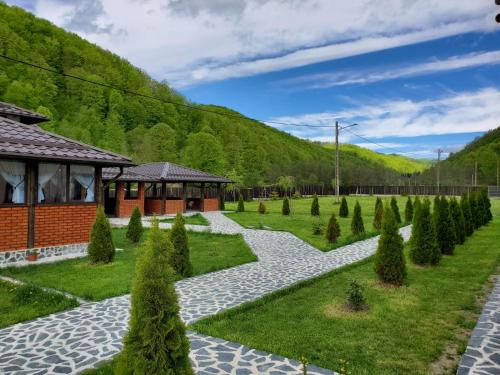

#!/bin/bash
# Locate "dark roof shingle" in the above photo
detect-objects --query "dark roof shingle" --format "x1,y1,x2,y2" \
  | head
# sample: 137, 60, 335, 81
0, 117, 133, 166
0, 102, 49, 124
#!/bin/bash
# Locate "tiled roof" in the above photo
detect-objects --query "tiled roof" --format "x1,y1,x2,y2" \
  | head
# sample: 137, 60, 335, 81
103, 162, 233, 183
0, 102, 49, 124
0, 117, 133, 166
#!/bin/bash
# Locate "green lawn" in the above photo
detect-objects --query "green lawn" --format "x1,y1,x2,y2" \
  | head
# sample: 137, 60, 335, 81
0, 281, 79, 328
226, 196, 409, 251
191, 217, 500, 375
159, 213, 209, 226
0, 228, 256, 301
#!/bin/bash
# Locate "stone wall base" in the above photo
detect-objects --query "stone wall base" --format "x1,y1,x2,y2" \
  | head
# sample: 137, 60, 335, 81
0, 243, 88, 267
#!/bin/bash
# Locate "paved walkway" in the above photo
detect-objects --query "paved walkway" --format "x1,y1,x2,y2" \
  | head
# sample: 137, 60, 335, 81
457, 275, 500, 375
0, 212, 411, 374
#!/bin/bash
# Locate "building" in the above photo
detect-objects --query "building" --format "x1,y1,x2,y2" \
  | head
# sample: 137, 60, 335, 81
0, 102, 133, 264
103, 162, 232, 217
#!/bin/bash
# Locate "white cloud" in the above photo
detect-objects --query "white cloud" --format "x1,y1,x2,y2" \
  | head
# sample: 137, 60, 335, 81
20, 0, 496, 87
278, 50, 500, 89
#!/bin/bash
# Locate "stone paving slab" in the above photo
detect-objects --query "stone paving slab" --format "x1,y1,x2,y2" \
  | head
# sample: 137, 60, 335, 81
457, 275, 500, 375
0, 212, 410, 374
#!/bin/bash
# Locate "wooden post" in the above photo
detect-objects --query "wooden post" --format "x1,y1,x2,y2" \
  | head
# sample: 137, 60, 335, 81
26, 161, 37, 249
161, 182, 166, 215
217, 182, 222, 210
95, 166, 103, 207
200, 182, 206, 212
182, 182, 187, 213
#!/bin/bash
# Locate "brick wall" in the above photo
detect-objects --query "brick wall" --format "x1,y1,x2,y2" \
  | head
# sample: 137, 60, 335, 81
117, 182, 145, 218
0, 206, 29, 251
165, 199, 184, 214
145, 199, 163, 215
203, 198, 219, 212
34, 204, 96, 247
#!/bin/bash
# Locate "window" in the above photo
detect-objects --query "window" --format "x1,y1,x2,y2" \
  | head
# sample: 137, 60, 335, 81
145, 183, 162, 198
0, 160, 26, 204
70, 165, 95, 202
38, 163, 66, 203
125, 182, 139, 199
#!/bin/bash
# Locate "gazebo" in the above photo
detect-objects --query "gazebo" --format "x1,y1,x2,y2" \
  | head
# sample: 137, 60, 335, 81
103, 162, 232, 217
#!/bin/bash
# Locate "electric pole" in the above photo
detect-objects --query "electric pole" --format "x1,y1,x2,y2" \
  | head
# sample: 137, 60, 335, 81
474, 161, 478, 187
335, 121, 340, 203
436, 148, 443, 194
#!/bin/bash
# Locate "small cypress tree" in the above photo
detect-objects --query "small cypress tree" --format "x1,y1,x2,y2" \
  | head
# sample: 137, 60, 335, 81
481, 190, 493, 223
282, 197, 290, 216
311, 194, 320, 216
404, 196, 413, 224
237, 194, 245, 212
326, 213, 341, 244
460, 193, 474, 237
409, 199, 440, 266
390, 196, 401, 224
169, 213, 192, 277
373, 197, 384, 231
346, 280, 367, 311
469, 192, 480, 229
258, 201, 267, 214
126, 206, 143, 243
435, 196, 456, 255
374, 205, 406, 286
351, 201, 365, 236
118, 219, 193, 375
339, 196, 349, 218
449, 197, 466, 245
88, 207, 115, 264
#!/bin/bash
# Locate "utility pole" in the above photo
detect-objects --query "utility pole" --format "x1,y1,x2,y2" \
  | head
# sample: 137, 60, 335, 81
335, 121, 340, 203
436, 148, 443, 194
474, 161, 478, 187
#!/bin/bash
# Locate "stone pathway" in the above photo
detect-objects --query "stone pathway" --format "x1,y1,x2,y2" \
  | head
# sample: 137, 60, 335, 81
457, 275, 500, 375
0, 212, 411, 374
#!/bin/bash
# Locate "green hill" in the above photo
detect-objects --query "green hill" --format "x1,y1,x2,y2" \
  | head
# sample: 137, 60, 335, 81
322, 143, 430, 173
0, 2, 412, 187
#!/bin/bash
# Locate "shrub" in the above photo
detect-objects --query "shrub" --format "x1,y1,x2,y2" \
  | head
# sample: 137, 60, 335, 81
339, 196, 349, 218
481, 190, 493, 223
374, 205, 406, 285
282, 197, 290, 216
326, 213, 341, 244
311, 194, 320, 216
346, 280, 367, 311
372, 197, 383, 231
409, 198, 440, 266
118, 219, 193, 375
88, 207, 115, 264
237, 194, 245, 212
435, 196, 456, 255
258, 201, 267, 214
126, 206, 143, 243
449, 197, 465, 245
269, 191, 280, 200
390, 196, 401, 224
351, 201, 365, 236
404, 196, 413, 224
292, 191, 302, 199
469, 192, 480, 229
460, 193, 474, 237
169, 213, 192, 277
312, 218, 324, 235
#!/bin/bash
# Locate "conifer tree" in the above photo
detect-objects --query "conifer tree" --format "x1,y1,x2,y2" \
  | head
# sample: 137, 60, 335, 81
460, 193, 474, 237
311, 194, 320, 216
409, 199, 440, 266
351, 201, 365, 235
126, 206, 144, 243
469, 192, 480, 229
482, 190, 493, 223
373, 197, 383, 231
237, 194, 245, 212
258, 201, 267, 214
339, 196, 349, 218
282, 197, 290, 216
374, 205, 406, 285
449, 197, 465, 245
390, 196, 401, 224
435, 196, 456, 255
169, 213, 192, 277
88, 207, 115, 264
404, 196, 413, 224
476, 192, 486, 227
118, 219, 193, 375
326, 213, 341, 244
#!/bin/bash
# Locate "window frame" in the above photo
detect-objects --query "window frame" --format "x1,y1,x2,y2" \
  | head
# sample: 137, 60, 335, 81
124, 181, 140, 200
0, 159, 27, 206
68, 164, 96, 203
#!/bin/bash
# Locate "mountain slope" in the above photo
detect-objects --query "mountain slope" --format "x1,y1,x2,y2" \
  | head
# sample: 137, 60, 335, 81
0, 2, 409, 187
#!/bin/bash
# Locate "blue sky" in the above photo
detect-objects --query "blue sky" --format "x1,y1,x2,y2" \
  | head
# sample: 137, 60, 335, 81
8, 0, 500, 159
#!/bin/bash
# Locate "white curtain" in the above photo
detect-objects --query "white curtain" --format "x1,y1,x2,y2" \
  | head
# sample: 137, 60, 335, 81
71, 165, 95, 202
0, 160, 25, 203
38, 163, 61, 202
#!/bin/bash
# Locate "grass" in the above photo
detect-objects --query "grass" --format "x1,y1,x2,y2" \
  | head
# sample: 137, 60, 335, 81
191, 217, 500, 375
225, 195, 409, 251
0, 281, 79, 328
0, 228, 256, 301
159, 213, 209, 226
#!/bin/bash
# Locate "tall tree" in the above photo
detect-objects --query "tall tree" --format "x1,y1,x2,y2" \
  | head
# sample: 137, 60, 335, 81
182, 131, 225, 175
